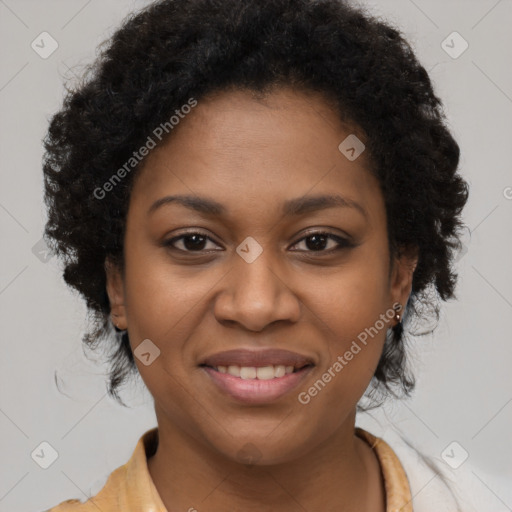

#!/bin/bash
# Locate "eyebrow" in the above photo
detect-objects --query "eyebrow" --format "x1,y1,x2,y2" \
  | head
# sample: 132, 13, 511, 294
148, 193, 368, 219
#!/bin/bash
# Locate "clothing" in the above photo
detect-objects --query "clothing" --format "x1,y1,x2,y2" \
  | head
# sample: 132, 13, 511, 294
45, 426, 414, 511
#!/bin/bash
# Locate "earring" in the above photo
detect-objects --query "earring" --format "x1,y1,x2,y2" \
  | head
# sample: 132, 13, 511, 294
393, 304, 402, 325
111, 313, 123, 330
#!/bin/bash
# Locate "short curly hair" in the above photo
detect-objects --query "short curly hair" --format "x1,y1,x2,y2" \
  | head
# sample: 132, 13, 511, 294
43, 0, 469, 407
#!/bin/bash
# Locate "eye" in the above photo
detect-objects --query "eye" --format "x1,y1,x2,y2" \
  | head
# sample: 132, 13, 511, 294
163, 232, 222, 253
163, 230, 354, 255
290, 232, 353, 253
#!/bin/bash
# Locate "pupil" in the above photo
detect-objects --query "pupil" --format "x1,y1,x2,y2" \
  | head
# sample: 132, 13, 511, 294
306, 234, 327, 251
184, 235, 206, 251
182, 235, 328, 251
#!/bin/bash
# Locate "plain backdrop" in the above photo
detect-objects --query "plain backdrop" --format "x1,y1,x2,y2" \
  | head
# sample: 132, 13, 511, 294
0, 0, 511, 511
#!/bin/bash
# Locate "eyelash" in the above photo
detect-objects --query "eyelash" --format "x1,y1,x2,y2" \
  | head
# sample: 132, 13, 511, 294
163, 230, 354, 255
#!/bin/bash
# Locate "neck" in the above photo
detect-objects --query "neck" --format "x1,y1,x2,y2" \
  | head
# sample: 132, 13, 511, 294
147, 407, 386, 512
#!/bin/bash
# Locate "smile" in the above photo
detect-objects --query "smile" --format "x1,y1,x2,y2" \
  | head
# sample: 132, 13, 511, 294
200, 364, 314, 404
209, 364, 302, 379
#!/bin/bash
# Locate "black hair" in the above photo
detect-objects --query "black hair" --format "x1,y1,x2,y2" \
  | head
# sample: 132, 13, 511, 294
42, 0, 469, 406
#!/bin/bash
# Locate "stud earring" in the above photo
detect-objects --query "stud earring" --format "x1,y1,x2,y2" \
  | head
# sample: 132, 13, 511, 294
111, 313, 122, 330
393, 303, 402, 325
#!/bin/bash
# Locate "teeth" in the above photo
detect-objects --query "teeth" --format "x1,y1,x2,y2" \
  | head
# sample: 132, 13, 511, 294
215, 364, 298, 379
256, 366, 275, 380
274, 365, 286, 378
227, 365, 240, 377
240, 367, 257, 379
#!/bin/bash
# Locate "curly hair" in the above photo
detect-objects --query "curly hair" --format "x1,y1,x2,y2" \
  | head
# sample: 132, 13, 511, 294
42, 0, 469, 407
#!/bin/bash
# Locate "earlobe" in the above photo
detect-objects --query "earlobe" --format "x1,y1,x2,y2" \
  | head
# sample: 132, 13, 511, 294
390, 246, 419, 319
105, 257, 127, 330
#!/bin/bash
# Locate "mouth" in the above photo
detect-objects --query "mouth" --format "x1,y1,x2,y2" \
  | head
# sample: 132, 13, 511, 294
198, 348, 315, 404
199, 362, 313, 379
199, 362, 314, 404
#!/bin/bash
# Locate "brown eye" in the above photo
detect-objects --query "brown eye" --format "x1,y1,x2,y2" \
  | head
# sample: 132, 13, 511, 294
164, 232, 221, 252
291, 232, 353, 253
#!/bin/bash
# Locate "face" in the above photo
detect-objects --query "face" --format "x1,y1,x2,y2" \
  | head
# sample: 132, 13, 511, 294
106, 86, 417, 464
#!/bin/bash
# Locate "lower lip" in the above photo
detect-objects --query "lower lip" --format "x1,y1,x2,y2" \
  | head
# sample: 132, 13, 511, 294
201, 366, 313, 405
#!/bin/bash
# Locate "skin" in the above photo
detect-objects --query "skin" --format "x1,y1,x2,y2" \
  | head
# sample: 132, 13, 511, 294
106, 86, 418, 512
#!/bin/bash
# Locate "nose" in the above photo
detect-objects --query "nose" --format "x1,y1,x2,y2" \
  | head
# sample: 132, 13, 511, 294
213, 249, 301, 332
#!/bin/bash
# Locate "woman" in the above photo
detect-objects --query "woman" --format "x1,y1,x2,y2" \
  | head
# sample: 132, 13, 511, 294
42, 0, 469, 510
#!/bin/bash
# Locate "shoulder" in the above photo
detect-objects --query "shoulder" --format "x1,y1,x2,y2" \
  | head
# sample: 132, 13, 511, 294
44, 464, 128, 511
43, 427, 161, 512
43, 498, 95, 511
378, 428, 478, 512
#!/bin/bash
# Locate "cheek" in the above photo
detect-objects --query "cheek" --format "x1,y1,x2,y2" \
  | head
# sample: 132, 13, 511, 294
121, 242, 232, 398
122, 238, 215, 338
299, 251, 391, 401
306, 249, 391, 343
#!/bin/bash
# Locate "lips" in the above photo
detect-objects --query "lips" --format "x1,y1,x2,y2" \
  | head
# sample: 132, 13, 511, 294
199, 349, 315, 404
199, 348, 315, 370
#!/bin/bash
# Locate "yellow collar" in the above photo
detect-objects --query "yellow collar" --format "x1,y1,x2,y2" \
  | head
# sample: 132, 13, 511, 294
48, 426, 412, 511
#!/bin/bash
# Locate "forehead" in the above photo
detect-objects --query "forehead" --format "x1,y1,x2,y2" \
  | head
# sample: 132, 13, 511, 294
130, 87, 382, 222
155, 86, 356, 157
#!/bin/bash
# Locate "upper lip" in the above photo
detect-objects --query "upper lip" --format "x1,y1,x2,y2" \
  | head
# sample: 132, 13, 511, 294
200, 348, 315, 369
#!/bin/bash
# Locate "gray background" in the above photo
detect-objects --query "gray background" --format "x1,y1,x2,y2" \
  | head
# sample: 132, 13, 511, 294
0, 0, 511, 510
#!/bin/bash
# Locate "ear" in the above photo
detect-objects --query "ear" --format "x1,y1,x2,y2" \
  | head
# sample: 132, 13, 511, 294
389, 245, 419, 316
105, 257, 127, 330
